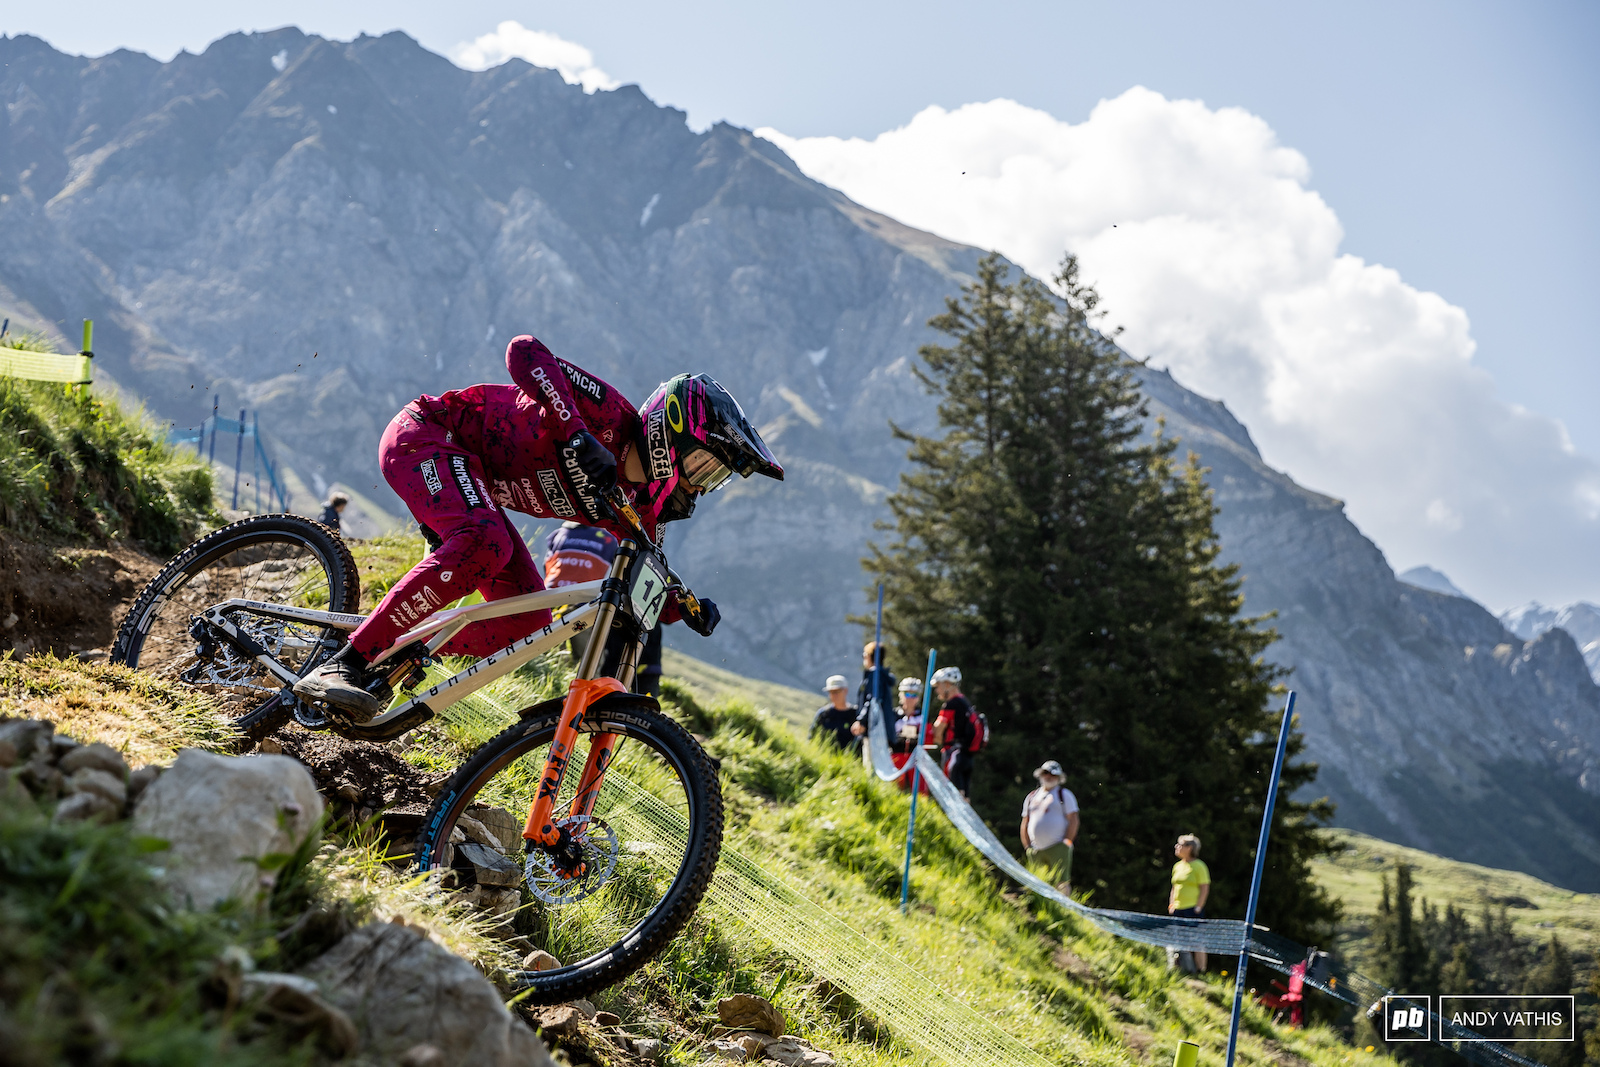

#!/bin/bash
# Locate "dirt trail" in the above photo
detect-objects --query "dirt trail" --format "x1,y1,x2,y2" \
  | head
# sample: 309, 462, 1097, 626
0, 534, 162, 659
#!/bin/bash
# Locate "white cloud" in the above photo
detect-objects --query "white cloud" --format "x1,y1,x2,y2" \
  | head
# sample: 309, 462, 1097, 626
759, 90, 1600, 610
449, 21, 619, 93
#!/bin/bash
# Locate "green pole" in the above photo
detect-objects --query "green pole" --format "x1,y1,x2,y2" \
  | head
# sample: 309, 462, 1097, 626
1174, 1041, 1200, 1067
81, 318, 93, 354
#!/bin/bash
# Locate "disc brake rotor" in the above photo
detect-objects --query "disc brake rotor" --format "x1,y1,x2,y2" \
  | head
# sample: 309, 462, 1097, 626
524, 815, 620, 904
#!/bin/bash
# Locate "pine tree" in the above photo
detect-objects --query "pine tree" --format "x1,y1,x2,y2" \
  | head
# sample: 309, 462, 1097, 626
867, 254, 1338, 942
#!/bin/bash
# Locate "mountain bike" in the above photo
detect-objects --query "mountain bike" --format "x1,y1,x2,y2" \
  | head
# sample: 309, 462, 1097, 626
111, 491, 723, 1002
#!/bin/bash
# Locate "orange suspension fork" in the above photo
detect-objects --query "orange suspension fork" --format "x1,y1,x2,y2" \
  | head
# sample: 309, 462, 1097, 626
522, 677, 626, 845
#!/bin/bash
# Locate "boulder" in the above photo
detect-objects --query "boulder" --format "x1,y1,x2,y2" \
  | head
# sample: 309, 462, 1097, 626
242, 971, 359, 1057
68, 767, 127, 807
458, 842, 522, 887
59, 742, 129, 779
300, 921, 555, 1067
521, 949, 561, 971
718, 993, 785, 1037
0, 718, 52, 760
53, 791, 120, 824
131, 748, 323, 906
761, 1037, 835, 1066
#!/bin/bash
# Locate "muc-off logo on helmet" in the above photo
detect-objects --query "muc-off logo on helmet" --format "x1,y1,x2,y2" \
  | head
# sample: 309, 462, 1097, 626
529, 366, 572, 422
646, 409, 674, 481
537, 468, 576, 518
557, 359, 606, 404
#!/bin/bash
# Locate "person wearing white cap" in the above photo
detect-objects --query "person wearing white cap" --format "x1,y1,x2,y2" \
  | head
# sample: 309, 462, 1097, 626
1020, 759, 1079, 896
810, 674, 862, 750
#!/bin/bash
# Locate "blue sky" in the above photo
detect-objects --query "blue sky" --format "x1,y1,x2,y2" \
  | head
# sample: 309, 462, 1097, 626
7, 1, 1600, 606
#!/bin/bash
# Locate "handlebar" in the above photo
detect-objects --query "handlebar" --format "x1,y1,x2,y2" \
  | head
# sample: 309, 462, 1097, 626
601, 485, 706, 622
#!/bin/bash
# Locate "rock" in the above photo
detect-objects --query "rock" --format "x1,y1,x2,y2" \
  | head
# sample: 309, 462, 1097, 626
733, 1031, 773, 1056
594, 1010, 621, 1027
710, 1038, 750, 1062
125, 765, 162, 806
68, 767, 127, 807
131, 748, 323, 906
718, 994, 785, 1037
49, 734, 80, 758
0, 719, 53, 762
761, 1037, 835, 1066
59, 742, 129, 779
258, 738, 284, 755
336, 782, 363, 803
53, 791, 120, 824
634, 1037, 663, 1062
243, 971, 359, 1057
458, 842, 521, 887
0, 739, 16, 769
399, 1045, 447, 1067
521, 949, 561, 971
471, 806, 522, 852
456, 813, 503, 851
19, 758, 64, 798
300, 921, 554, 1066
532, 1004, 583, 1038
572, 999, 598, 1019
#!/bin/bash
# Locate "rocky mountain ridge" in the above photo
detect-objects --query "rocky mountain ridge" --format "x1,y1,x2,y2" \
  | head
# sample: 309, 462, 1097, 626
3, 29, 1597, 889
1501, 601, 1600, 684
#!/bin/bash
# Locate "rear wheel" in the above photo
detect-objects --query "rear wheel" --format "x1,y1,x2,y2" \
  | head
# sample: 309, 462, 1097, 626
111, 515, 361, 740
415, 696, 723, 1004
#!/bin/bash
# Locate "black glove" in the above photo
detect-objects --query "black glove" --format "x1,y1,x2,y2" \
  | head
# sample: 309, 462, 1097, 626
566, 429, 617, 492
682, 596, 720, 637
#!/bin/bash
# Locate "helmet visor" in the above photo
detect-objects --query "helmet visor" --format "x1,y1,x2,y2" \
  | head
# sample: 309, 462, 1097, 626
680, 448, 735, 492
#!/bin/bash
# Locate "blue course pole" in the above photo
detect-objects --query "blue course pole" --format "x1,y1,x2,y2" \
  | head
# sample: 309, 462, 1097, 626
899, 648, 938, 915
207, 396, 219, 465
1224, 690, 1298, 1067
231, 408, 245, 510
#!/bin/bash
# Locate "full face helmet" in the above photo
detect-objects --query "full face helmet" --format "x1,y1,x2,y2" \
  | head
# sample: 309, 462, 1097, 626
637, 374, 783, 521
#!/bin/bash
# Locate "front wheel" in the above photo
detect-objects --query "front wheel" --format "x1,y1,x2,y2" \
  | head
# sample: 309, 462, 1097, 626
415, 695, 723, 1004
110, 514, 361, 741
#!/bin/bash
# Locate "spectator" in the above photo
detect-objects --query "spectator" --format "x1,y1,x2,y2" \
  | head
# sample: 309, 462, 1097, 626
857, 641, 898, 716
929, 666, 978, 798
544, 521, 661, 695
890, 676, 932, 794
811, 675, 860, 750
1168, 833, 1211, 970
1019, 759, 1078, 896
319, 491, 349, 531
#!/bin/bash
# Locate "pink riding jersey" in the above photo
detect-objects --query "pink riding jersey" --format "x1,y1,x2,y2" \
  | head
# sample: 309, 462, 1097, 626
347, 336, 672, 661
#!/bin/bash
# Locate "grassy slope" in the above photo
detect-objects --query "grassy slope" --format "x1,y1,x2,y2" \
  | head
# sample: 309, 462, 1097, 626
345, 534, 1395, 1067
1312, 827, 1600, 974
0, 343, 215, 552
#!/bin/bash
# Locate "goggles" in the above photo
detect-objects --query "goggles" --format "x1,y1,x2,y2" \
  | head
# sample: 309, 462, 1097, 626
680, 448, 735, 492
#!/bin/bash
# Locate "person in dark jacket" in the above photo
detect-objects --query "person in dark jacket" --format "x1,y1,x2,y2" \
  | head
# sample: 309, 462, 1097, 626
811, 675, 861, 749
319, 491, 349, 531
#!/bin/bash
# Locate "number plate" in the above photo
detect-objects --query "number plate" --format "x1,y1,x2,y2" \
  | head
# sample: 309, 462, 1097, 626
629, 552, 670, 630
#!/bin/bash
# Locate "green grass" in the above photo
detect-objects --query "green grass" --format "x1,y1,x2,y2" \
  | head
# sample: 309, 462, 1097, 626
1312, 827, 1600, 975
0, 366, 216, 552
660, 647, 821, 733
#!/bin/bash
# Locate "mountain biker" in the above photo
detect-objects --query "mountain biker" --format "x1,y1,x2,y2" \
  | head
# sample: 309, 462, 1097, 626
930, 666, 978, 799
293, 335, 783, 720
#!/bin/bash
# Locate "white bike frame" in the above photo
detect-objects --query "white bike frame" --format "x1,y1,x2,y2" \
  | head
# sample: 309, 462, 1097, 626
201, 579, 606, 732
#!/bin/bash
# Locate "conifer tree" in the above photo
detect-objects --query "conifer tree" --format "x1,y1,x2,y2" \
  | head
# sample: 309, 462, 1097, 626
867, 254, 1337, 942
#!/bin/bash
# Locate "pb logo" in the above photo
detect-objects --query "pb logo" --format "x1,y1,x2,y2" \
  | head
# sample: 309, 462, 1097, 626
1382, 996, 1430, 1042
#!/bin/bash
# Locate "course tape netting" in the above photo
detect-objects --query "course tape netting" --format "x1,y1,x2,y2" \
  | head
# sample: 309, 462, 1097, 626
862, 699, 1542, 1067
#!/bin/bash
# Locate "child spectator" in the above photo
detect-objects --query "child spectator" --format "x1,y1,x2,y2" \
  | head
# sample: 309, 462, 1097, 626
1168, 833, 1211, 969
930, 666, 978, 798
890, 676, 932, 794
1020, 760, 1078, 895
811, 675, 861, 750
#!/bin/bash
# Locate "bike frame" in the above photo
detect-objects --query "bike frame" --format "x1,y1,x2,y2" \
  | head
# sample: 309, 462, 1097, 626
204, 535, 655, 854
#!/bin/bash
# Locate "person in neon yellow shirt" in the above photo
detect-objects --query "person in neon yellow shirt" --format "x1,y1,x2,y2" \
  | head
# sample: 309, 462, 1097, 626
1168, 833, 1211, 969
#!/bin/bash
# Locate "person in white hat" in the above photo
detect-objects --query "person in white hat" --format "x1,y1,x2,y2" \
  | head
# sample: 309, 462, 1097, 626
810, 674, 862, 750
1020, 759, 1079, 896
